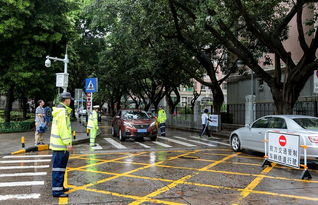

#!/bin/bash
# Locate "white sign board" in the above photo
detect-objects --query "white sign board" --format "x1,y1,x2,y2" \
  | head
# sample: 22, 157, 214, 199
56, 73, 69, 88
209, 115, 219, 127
267, 132, 300, 168
314, 70, 318, 93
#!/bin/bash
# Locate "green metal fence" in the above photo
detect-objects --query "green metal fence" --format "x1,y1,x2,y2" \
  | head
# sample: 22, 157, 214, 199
0, 121, 34, 133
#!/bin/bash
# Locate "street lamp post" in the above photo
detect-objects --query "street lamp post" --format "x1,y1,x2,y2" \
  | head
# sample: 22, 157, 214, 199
45, 47, 69, 92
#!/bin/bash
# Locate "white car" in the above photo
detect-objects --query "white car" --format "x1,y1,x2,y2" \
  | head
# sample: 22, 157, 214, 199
229, 115, 318, 158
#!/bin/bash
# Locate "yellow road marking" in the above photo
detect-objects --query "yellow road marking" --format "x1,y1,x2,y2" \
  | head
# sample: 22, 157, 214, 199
233, 163, 276, 204
129, 152, 240, 205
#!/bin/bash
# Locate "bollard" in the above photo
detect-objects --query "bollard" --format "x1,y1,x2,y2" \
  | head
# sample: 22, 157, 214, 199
73, 130, 76, 140
86, 128, 90, 136
21, 136, 25, 148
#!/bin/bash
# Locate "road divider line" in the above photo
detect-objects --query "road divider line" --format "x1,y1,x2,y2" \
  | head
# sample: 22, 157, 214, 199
0, 165, 50, 170
0, 172, 47, 177
91, 143, 103, 150
135, 142, 151, 149
0, 193, 41, 201
0, 159, 51, 164
0, 181, 44, 187
158, 137, 196, 147
152, 141, 172, 148
104, 138, 127, 149
173, 136, 216, 147
3, 155, 52, 158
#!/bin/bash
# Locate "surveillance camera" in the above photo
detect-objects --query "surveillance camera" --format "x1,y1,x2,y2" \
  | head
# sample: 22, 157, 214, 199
45, 58, 51, 67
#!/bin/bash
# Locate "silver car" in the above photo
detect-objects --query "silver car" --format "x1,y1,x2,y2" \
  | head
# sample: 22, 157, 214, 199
229, 115, 318, 158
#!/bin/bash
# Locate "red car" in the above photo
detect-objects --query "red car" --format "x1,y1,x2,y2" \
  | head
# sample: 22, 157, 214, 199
111, 109, 158, 141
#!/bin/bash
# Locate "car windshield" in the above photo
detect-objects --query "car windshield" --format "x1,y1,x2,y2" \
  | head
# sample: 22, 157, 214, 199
122, 111, 149, 120
293, 118, 318, 130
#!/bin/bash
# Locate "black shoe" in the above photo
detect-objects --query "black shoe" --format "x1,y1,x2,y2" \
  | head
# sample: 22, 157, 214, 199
63, 188, 70, 192
53, 194, 68, 197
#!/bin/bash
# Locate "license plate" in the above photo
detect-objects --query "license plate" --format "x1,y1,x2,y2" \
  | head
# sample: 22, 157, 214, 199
137, 129, 147, 133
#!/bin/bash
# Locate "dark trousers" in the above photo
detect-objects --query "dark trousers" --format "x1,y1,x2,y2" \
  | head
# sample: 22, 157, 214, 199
52, 151, 69, 196
200, 124, 210, 137
159, 123, 166, 136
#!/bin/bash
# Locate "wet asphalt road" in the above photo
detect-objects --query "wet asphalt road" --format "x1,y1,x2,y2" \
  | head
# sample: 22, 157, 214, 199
1, 127, 318, 205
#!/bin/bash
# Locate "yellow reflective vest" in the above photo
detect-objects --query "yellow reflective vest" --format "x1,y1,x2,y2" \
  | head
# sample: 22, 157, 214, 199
49, 103, 72, 151
157, 109, 167, 124
87, 110, 98, 130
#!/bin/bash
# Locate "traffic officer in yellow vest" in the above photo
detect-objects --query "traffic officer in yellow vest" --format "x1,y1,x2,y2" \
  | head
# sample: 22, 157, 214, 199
50, 92, 73, 198
87, 105, 99, 147
157, 105, 167, 136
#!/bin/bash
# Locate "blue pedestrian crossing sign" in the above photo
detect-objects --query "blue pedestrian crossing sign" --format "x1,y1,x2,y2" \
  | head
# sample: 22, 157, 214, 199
85, 78, 98, 93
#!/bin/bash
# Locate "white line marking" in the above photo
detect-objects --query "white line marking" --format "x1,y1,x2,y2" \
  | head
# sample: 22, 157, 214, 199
91, 143, 103, 150
3, 155, 52, 159
0, 165, 50, 170
0, 172, 47, 177
135, 142, 151, 148
152, 141, 172, 148
104, 138, 127, 149
0, 181, 44, 187
158, 137, 196, 147
190, 136, 230, 147
0, 159, 51, 164
0, 193, 41, 201
173, 136, 216, 147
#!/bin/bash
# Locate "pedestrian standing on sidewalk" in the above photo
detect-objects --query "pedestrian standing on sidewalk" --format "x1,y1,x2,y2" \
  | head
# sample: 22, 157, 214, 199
50, 92, 73, 198
157, 105, 167, 136
199, 109, 212, 138
35, 100, 46, 145
87, 105, 99, 147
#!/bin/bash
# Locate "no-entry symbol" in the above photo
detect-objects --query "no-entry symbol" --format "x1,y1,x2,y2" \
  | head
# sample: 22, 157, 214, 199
279, 135, 287, 146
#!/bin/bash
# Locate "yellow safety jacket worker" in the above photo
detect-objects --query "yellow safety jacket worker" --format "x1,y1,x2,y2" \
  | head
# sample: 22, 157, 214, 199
49, 103, 72, 151
157, 109, 167, 124
87, 110, 98, 130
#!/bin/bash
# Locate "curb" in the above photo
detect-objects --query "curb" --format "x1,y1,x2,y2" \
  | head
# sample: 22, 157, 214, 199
11, 144, 49, 155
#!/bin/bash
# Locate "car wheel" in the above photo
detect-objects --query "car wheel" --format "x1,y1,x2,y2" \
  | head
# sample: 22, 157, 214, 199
111, 127, 116, 137
231, 135, 241, 152
119, 129, 125, 141
150, 135, 157, 141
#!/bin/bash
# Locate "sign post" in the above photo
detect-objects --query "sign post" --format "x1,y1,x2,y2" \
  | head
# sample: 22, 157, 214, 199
262, 131, 312, 179
85, 78, 98, 113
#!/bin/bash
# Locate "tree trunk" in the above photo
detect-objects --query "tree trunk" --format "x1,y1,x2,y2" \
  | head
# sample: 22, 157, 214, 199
166, 88, 180, 114
4, 86, 14, 122
210, 84, 224, 114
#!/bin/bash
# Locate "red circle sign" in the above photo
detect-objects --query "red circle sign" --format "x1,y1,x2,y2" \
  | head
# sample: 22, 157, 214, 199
279, 135, 287, 146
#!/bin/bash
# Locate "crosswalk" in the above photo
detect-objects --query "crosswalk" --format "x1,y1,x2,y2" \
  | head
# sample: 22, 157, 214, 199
88, 136, 230, 151
0, 154, 51, 201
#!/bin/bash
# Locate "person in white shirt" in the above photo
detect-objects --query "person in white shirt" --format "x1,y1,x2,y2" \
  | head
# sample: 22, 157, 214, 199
200, 109, 212, 138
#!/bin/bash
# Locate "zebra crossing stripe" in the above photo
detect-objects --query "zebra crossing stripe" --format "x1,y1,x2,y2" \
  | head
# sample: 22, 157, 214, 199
0, 165, 50, 170
104, 138, 127, 149
173, 136, 216, 147
0, 193, 41, 201
152, 141, 172, 148
190, 136, 230, 147
0, 159, 51, 164
0, 181, 44, 187
2, 155, 52, 159
91, 143, 103, 150
135, 142, 151, 148
158, 137, 196, 147
0, 172, 47, 177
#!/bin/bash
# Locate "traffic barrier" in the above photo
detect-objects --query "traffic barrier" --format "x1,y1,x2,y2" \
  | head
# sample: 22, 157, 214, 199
11, 144, 49, 155
21, 136, 25, 148
262, 131, 312, 180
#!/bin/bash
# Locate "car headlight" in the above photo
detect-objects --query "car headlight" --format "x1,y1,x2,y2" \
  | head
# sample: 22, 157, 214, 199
150, 121, 156, 127
124, 122, 135, 128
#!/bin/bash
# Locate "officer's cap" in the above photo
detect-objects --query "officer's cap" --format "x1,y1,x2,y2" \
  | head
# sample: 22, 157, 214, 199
60, 92, 74, 101
93, 105, 100, 109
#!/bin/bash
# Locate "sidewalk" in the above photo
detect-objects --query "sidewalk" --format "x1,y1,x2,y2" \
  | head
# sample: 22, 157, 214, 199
0, 121, 91, 155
